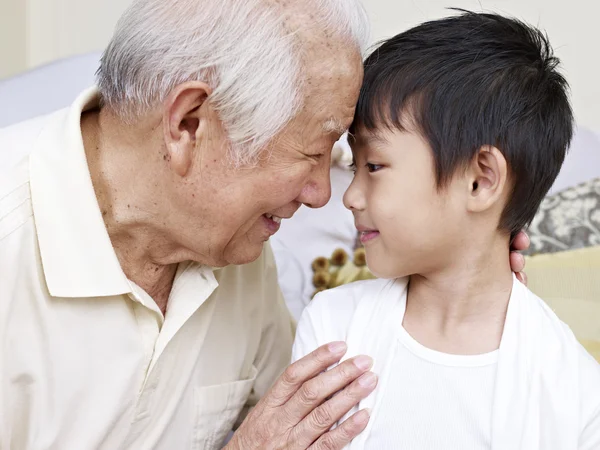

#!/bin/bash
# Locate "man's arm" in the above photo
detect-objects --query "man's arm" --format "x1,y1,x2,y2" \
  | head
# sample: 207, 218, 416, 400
227, 245, 376, 450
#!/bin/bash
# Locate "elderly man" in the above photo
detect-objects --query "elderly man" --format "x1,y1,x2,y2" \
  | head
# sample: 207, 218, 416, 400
0, 0, 528, 449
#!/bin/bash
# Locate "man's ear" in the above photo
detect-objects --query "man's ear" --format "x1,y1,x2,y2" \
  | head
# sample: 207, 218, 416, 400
162, 81, 211, 177
466, 146, 509, 213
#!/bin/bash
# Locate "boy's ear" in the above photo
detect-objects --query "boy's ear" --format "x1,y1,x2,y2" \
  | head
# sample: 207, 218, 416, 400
162, 81, 212, 177
466, 146, 509, 213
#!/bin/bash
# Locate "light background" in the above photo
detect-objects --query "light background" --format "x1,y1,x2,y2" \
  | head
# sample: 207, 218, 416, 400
0, 0, 598, 128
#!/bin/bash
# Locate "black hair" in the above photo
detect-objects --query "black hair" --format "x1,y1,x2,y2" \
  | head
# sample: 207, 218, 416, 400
349, 9, 574, 236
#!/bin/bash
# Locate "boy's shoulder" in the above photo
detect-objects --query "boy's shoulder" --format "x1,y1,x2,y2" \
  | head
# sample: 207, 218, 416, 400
303, 278, 407, 336
294, 278, 406, 354
523, 283, 584, 345
310, 277, 403, 313
520, 282, 600, 376
523, 284, 600, 431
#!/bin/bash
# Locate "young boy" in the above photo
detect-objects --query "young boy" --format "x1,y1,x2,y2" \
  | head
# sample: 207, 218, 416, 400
292, 11, 600, 450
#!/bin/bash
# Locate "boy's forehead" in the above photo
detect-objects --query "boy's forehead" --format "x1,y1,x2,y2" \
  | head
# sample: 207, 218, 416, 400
349, 128, 389, 152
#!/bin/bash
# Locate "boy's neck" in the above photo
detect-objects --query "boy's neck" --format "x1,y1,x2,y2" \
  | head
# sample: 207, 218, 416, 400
403, 233, 513, 355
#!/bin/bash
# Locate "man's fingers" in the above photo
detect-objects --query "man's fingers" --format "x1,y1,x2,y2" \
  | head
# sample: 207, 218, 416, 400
292, 370, 378, 448
509, 251, 525, 274
266, 342, 348, 407
516, 271, 528, 286
284, 356, 374, 423
307, 409, 371, 450
511, 230, 530, 252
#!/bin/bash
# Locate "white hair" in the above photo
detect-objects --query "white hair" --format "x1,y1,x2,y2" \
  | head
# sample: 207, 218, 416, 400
97, 0, 370, 165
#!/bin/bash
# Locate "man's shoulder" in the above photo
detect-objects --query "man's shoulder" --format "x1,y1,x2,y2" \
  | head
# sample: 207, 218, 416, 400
0, 157, 34, 243
0, 113, 56, 170
214, 243, 285, 310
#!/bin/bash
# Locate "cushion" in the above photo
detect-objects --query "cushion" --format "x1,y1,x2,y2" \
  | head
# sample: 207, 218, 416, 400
0, 52, 101, 128
526, 177, 600, 255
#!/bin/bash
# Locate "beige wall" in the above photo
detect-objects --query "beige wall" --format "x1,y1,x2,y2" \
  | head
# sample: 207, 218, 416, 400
0, 0, 597, 127
366, 0, 599, 129
0, 0, 132, 78
0, 0, 27, 78
26, 0, 132, 69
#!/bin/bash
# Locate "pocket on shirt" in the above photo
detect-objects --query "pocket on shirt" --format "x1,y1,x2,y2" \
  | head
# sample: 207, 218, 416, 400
192, 365, 258, 450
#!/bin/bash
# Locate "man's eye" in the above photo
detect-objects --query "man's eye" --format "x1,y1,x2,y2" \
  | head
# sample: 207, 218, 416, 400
366, 163, 383, 172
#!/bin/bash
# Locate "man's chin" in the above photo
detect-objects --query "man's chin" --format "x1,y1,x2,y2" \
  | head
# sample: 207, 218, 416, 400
223, 242, 265, 266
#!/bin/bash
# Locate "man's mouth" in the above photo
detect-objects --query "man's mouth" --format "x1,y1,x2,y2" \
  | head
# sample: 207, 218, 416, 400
263, 213, 282, 224
262, 213, 284, 236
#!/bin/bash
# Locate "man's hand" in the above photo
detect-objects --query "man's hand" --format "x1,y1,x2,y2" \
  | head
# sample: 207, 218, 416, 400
226, 342, 376, 450
510, 231, 530, 284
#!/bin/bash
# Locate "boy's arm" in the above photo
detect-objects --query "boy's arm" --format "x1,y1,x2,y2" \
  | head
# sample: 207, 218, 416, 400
293, 285, 364, 363
578, 351, 600, 449
580, 403, 600, 450
292, 300, 322, 363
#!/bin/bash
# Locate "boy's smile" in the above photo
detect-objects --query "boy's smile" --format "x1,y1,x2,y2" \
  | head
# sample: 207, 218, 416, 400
356, 224, 380, 244
344, 126, 471, 279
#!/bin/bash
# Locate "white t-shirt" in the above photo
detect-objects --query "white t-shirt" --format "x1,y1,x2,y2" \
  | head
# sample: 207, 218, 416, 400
367, 325, 497, 449
292, 278, 600, 450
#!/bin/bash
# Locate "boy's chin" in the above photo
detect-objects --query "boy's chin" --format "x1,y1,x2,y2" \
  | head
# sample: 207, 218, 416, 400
366, 258, 412, 280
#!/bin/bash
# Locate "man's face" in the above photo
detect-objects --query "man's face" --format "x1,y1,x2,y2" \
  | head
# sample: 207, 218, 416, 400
171, 51, 363, 267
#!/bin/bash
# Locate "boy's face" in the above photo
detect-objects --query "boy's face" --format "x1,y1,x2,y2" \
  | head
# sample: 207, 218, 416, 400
344, 126, 469, 279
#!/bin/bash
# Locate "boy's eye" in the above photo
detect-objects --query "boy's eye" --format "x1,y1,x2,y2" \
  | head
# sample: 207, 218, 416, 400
366, 163, 383, 172
349, 160, 357, 173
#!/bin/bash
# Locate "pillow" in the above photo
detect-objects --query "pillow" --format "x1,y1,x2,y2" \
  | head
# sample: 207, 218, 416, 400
526, 177, 600, 255
0, 52, 101, 128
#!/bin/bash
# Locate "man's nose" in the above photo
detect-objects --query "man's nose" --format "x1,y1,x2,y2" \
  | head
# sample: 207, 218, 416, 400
297, 160, 332, 209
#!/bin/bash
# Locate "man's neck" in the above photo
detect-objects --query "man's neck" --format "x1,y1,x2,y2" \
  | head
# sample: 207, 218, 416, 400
403, 234, 513, 355
80, 108, 187, 314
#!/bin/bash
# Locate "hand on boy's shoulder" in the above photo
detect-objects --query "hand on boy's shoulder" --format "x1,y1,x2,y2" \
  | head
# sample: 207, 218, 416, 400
510, 231, 530, 284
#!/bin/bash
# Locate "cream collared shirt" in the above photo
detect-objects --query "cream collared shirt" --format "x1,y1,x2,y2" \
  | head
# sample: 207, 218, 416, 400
0, 89, 295, 450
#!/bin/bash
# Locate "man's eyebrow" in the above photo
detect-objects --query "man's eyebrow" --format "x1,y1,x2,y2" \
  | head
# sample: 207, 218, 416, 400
322, 118, 347, 134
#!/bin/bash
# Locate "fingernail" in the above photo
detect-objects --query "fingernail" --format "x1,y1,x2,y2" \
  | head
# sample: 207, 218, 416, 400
353, 408, 371, 424
353, 356, 373, 370
328, 341, 347, 354
358, 372, 377, 388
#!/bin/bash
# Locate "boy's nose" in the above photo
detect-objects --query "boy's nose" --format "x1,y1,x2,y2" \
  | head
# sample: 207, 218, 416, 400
343, 176, 365, 211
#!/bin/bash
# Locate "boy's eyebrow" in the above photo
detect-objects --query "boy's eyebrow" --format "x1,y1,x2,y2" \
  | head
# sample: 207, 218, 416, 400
350, 132, 388, 148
